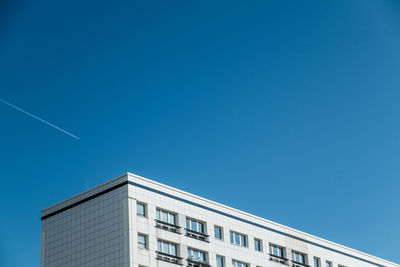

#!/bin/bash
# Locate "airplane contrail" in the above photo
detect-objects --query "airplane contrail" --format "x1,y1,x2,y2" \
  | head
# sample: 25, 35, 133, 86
0, 97, 80, 140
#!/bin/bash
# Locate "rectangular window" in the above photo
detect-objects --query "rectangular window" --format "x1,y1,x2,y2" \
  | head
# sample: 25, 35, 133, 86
254, 238, 262, 251
186, 218, 205, 233
314, 257, 321, 267
187, 248, 207, 262
230, 231, 247, 247
157, 240, 177, 256
214, 226, 223, 239
269, 244, 284, 258
156, 209, 176, 225
137, 202, 146, 217
138, 234, 147, 249
232, 259, 249, 267
326, 261, 332, 267
216, 255, 224, 267
292, 251, 306, 264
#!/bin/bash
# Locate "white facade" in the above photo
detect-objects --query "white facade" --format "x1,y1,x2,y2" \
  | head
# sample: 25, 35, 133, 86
41, 173, 399, 267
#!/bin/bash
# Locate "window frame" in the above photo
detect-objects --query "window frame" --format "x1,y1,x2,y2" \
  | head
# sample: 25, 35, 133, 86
216, 255, 225, 267
269, 243, 285, 258
229, 230, 248, 247
254, 238, 262, 252
186, 217, 206, 234
156, 208, 177, 225
136, 202, 146, 217
157, 239, 178, 256
292, 251, 306, 265
314, 257, 321, 267
232, 259, 249, 267
187, 247, 207, 263
137, 233, 147, 249
214, 225, 223, 240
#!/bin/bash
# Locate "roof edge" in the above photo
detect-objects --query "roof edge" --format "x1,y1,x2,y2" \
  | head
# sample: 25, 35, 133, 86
40, 172, 129, 213
126, 172, 399, 266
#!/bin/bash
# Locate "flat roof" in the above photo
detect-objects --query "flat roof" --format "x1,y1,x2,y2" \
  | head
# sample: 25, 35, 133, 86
41, 172, 399, 267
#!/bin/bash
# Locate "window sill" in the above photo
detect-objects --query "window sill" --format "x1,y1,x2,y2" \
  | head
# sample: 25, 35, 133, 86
229, 242, 248, 249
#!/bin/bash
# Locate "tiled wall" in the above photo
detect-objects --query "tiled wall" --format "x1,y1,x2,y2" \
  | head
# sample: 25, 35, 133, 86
127, 174, 398, 267
41, 186, 128, 267
40, 173, 398, 267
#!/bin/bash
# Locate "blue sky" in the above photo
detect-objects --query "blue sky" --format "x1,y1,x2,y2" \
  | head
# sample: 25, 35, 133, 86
1, 0, 400, 266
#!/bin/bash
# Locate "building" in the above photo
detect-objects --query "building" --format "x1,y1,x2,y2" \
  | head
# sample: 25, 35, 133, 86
41, 172, 398, 267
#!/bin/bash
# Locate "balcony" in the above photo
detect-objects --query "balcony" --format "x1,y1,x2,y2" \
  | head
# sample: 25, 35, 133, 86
185, 228, 209, 242
156, 251, 183, 265
268, 254, 289, 265
155, 219, 181, 234
291, 260, 310, 267
187, 257, 211, 267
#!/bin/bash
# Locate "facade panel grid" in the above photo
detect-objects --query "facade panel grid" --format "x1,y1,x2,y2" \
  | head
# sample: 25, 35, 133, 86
41, 173, 399, 267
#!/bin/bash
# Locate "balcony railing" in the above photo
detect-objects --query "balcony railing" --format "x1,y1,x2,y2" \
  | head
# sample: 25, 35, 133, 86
268, 253, 289, 265
155, 219, 181, 234
291, 260, 310, 267
187, 257, 211, 267
156, 251, 183, 265
185, 228, 209, 242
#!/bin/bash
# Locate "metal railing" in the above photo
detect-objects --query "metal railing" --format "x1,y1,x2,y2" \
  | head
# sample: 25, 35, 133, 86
155, 219, 181, 234
268, 253, 289, 265
187, 257, 211, 267
291, 260, 310, 267
156, 251, 183, 265
185, 228, 209, 242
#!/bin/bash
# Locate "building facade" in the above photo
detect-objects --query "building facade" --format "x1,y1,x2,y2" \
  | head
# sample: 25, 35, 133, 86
41, 173, 398, 267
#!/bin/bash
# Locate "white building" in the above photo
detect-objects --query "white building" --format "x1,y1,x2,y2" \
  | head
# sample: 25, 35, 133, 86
41, 172, 399, 267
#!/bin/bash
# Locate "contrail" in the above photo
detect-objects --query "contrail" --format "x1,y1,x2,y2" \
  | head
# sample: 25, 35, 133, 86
0, 98, 80, 140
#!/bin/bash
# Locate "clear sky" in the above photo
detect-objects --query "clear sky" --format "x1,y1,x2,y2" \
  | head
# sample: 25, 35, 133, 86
1, 0, 400, 266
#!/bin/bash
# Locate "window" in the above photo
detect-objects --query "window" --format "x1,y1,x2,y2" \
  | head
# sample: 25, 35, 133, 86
137, 202, 146, 217
326, 261, 332, 267
187, 248, 207, 262
269, 244, 284, 258
186, 218, 205, 233
216, 255, 224, 267
156, 209, 176, 225
292, 251, 306, 264
254, 238, 262, 251
314, 257, 321, 267
157, 240, 177, 256
232, 259, 249, 267
230, 231, 247, 247
138, 234, 147, 249
214, 226, 223, 239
